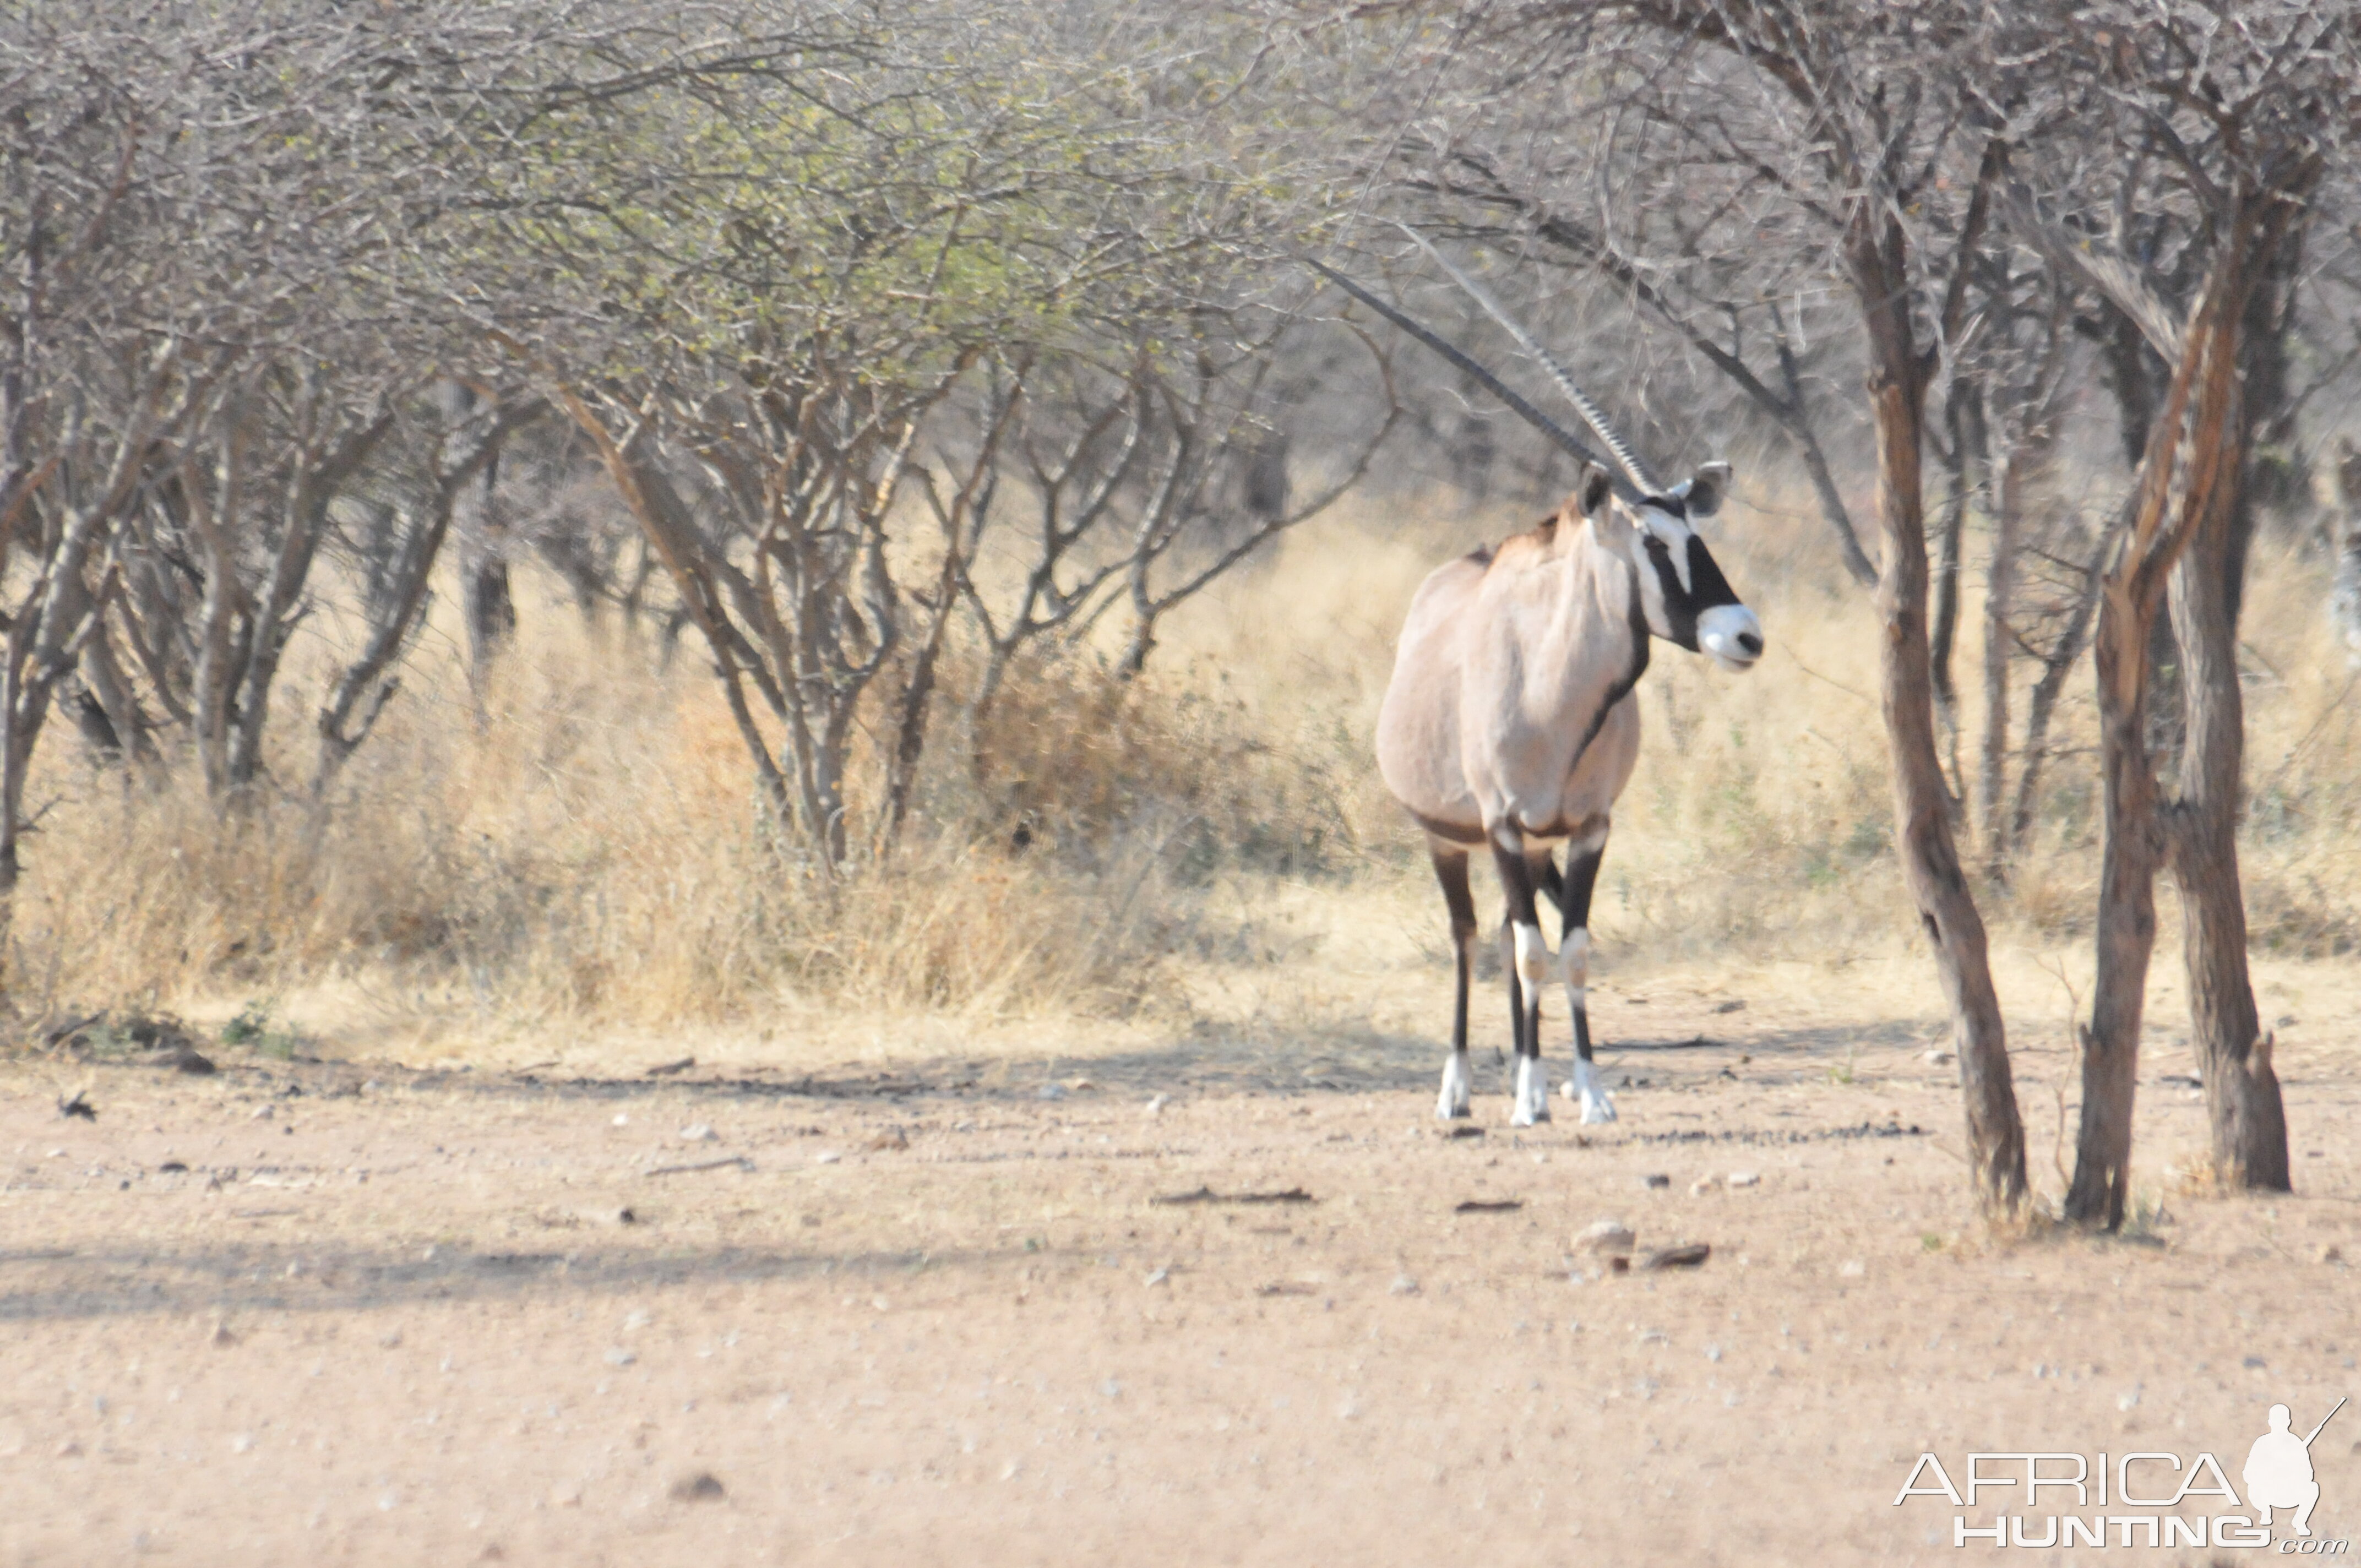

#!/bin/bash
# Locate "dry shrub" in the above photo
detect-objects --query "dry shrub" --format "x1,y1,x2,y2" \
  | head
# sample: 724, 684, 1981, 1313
6, 614, 1183, 1032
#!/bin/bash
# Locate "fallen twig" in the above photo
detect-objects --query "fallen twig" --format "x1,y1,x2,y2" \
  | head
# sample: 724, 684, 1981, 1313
1151, 1185, 1314, 1206
645, 1155, 754, 1178
1454, 1198, 1523, 1213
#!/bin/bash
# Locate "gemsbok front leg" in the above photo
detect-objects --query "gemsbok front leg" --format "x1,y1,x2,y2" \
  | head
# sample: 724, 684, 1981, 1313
1551, 836, 1617, 1124
1490, 827, 1553, 1126
1429, 842, 1478, 1120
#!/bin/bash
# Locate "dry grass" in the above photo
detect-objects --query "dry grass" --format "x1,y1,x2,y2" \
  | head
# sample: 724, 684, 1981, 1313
7, 479, 2358, 1066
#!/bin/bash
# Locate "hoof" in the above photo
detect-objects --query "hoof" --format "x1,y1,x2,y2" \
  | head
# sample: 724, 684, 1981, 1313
1435, 1099, 1471, 1121
1510, 1103, 1551, 1128
1579, 1092, 1618, 1125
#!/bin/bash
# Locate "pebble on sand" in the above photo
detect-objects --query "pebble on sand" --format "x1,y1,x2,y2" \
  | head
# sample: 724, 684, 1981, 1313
1576, 1221, 1636, 1255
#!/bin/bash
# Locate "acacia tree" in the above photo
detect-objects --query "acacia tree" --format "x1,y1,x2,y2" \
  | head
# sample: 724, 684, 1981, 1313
426, 4, 1380, 874
1989, 3, 2353, 1213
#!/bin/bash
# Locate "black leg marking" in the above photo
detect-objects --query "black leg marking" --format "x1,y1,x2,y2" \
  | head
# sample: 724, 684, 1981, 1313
1560, 841, 1607, 1065
1429, 842, 1477, 1057
1490, 836, 1544, 1062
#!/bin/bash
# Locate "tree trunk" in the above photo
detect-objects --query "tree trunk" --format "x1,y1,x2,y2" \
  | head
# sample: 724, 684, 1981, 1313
1977, 424, 2022, 879
1852, 226, 2027, 1219
2064, 565, 2170, 1227
2166, 530, 2287, 1189
2065, 246, 2245, 1227
2335, 441, 2361, 666
1928, 380, 1974, 810
2163, 379, 2288, 1194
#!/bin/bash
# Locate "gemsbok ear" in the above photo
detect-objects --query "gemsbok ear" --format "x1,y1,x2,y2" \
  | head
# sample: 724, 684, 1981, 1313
1575, 462, 1615, 520
1679, 461, 1732, 519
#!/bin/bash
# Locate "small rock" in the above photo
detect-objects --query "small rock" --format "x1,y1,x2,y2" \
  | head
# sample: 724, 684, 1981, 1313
1838, 1260, 1865, 1278
1641, 1174, 1671, 1190
865, 1128, 909, 1152
550, 1485, 583, 1509
1689, 1175, 1722, 1196
1037, 1083, 1068, 1101
2118, 1382, 2143, 1411
378, 1331, 402, 1348
2317, 1243, 2343, 1265
604, 1347, 637, 1367
1712, 999, 1745, 1014
1145, 1095, 1169, 1118
612, 1113, 629, 1127
2243, 1355, 2267, 1369
1576, 1220, 1636, 1255
231, 1433, 254, 1453
57, 1089, 95, 1121
209, 1320, 238, 1347
813, 1150, 842, 1165
1389, 1274, 1419, 1295
172, 1050, 216, 1075
670, 1471, 726, 1502
1144, 1268, 1169, 1288
55, 1439, 81, 1457
251, 1104, 275, 1121
678, 1123, 717, 1142
1922, 1049, 1954, 1066
1727, 1172, 1760, 1188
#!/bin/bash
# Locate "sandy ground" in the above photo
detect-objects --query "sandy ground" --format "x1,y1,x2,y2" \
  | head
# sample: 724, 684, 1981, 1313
5, 990, 2359, 1567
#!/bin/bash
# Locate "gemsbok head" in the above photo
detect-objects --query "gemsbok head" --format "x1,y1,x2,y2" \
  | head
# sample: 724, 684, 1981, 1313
1341, 234, 1764, 1126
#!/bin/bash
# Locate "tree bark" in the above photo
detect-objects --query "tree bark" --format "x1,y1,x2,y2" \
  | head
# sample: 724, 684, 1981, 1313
1851, 225, 2027, 1219
2162, 315, 2289, 1191
2165, 492, 2287, 1189
2066, 249, 2244, 1228
2065, 548, 2172, 1227
1928, 380, 1975, 809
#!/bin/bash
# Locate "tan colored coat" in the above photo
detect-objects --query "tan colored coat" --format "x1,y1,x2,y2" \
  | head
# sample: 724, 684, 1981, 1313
1375, 497, 1646, 850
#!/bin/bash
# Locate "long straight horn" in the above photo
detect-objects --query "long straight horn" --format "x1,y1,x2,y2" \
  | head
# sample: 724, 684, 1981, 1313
1396, 224, 1661, 496
1301, 257, 1623, 487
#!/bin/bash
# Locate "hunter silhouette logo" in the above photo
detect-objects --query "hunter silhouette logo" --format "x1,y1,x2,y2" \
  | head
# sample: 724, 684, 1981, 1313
1895, 1395, 2350, 1550
2248, 1399, 2344, 1539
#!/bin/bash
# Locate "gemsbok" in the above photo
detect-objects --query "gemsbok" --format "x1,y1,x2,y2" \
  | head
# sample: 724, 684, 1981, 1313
1362, 239, 1764, 1126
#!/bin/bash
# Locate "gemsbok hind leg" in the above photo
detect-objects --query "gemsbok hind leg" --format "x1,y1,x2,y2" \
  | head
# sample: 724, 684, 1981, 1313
1549, 837, 1616, 1124
1490, 832, 1552, 1126
1429, 842, 1478, 1120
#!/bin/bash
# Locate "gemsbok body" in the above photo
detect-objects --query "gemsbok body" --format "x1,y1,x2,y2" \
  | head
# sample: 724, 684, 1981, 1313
1319, 231, 1765, 1125
1376, 460, 1761, 1125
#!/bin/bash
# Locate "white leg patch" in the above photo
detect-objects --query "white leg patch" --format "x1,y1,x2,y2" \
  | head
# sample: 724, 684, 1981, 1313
1511, 1056, 1551, 1126
1436, 1049, 1471, 1120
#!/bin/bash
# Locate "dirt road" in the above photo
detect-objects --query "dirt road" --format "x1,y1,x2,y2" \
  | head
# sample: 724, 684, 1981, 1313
4, 1022, 2356, 1566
